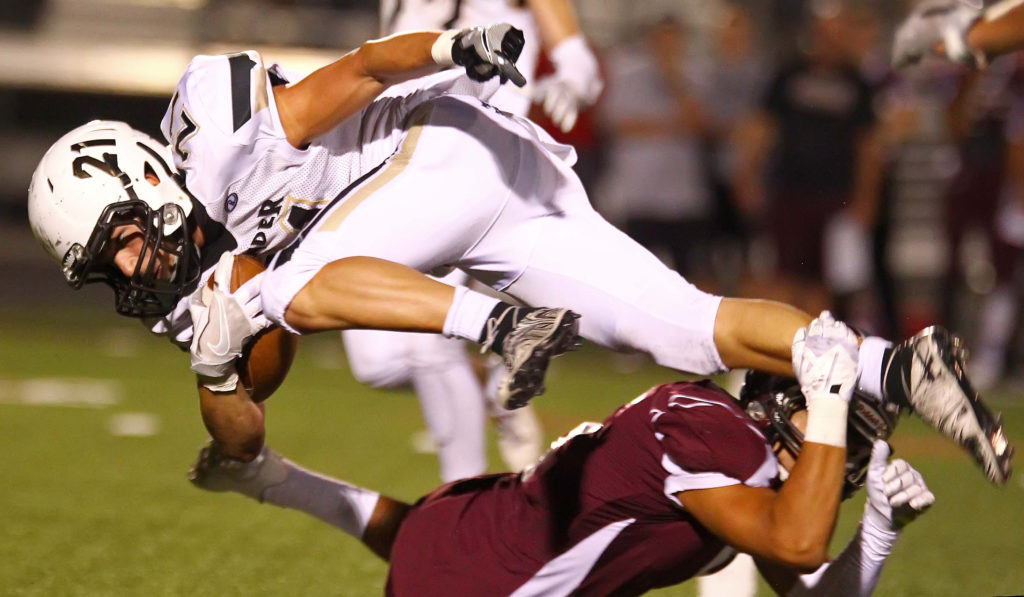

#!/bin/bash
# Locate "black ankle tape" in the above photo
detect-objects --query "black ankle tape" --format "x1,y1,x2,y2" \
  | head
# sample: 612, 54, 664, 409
881, 347, 912, 408
479, 302, 526, 356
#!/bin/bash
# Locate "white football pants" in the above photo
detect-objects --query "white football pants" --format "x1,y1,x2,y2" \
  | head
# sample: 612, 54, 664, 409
263, 96, 725, 376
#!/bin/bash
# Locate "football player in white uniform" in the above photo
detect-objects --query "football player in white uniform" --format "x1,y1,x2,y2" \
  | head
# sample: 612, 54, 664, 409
29, 25, 581, 466
30, 26, 1013, 486
343, 0, 602, 481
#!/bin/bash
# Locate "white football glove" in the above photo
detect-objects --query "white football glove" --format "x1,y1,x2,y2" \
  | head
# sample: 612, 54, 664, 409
791, 311, 860, 404
864, 440, 935, 533
189, 252, 270, 391
531, 34, 603, 133
893, 0, 985, 68
432, 23, 527, 87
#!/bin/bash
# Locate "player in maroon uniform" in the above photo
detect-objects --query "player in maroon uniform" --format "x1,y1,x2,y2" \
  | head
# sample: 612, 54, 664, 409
191, 313, 934, 596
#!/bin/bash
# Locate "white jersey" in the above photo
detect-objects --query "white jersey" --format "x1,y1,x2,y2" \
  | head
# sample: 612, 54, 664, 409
379, 0, 538, 116
161, 51, 499, 258
150, 52, 499, 346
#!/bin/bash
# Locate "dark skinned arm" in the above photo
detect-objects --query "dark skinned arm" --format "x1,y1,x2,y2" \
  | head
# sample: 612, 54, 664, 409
678, 441, 846, 572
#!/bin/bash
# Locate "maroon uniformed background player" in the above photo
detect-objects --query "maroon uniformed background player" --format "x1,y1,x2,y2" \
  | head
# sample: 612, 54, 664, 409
189, 314, 935, 596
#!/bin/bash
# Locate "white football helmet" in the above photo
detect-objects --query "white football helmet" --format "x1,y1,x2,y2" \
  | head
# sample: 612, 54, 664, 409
28, 120, 199, 317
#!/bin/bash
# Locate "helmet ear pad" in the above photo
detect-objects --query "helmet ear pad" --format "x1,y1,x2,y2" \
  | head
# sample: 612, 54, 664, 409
28, 120, 199, 317
738, 371, 899, 498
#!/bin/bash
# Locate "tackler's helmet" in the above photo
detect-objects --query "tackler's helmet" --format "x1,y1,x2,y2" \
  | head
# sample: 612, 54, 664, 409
28, 120, 199, 318
738, 371, 900, 498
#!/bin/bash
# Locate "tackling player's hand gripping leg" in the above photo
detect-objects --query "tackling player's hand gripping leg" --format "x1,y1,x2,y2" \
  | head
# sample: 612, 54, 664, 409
792, 311, 860, 405
791, 311, 859, 450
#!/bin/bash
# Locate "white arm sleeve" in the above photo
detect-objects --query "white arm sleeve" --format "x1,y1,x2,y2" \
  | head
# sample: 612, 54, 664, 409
785, 522, 898, 597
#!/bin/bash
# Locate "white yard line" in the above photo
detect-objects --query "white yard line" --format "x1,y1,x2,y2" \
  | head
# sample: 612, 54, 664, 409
0, 378, 121, 408
108, 412, 161, 437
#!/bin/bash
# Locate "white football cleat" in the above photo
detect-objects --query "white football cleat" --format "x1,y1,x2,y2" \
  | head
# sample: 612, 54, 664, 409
188, 441, 289, 501
887, 327, 1014, 485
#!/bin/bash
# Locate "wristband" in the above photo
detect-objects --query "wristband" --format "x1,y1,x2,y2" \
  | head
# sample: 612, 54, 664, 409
199, 371, 239, 393
431, 29, 461, 67
803, 396, 849, 448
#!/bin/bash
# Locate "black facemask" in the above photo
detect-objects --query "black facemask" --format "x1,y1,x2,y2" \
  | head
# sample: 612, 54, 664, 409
739, 371, 900, 499
63, 200, 199, 318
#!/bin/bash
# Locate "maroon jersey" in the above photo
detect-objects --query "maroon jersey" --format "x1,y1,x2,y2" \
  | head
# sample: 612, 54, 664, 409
386, 381, 778, 596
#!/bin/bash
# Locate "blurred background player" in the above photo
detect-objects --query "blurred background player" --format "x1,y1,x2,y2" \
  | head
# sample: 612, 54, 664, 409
734, 4, 884, 320
381, 0, 602, 130
596, 16, 717, 290
894, 0, 1024, 70
894, 0, 1024, 390
341, 0, 605, 480
696, 3, 772, 300
188, 313, 936, 596
937, 56, 1024, 390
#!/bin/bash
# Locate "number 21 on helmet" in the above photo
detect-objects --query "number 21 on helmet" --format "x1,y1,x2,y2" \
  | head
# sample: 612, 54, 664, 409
28, 120, 200, 318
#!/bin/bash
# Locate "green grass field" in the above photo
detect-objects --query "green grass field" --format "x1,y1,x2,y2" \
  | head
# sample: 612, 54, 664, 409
2, 306, 1023, 596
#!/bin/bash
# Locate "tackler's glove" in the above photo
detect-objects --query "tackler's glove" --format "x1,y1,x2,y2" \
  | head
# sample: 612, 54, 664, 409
893, 0, 985, 68
792, 311, 860, 404
189, 252, 269, 392
532, 34, 603, 133
865, 440, 936, 532
792, 311, 860, 448
432, 23, 527, 87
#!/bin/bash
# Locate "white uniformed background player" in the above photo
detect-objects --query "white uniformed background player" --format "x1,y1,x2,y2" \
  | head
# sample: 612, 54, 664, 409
380, 0, 602, 129
341, 0, 605, 482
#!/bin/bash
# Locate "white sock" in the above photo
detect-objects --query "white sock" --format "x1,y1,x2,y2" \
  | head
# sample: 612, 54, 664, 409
442, 285, 501, 342
857, 336, 892, 402
262, 461, 380, 539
